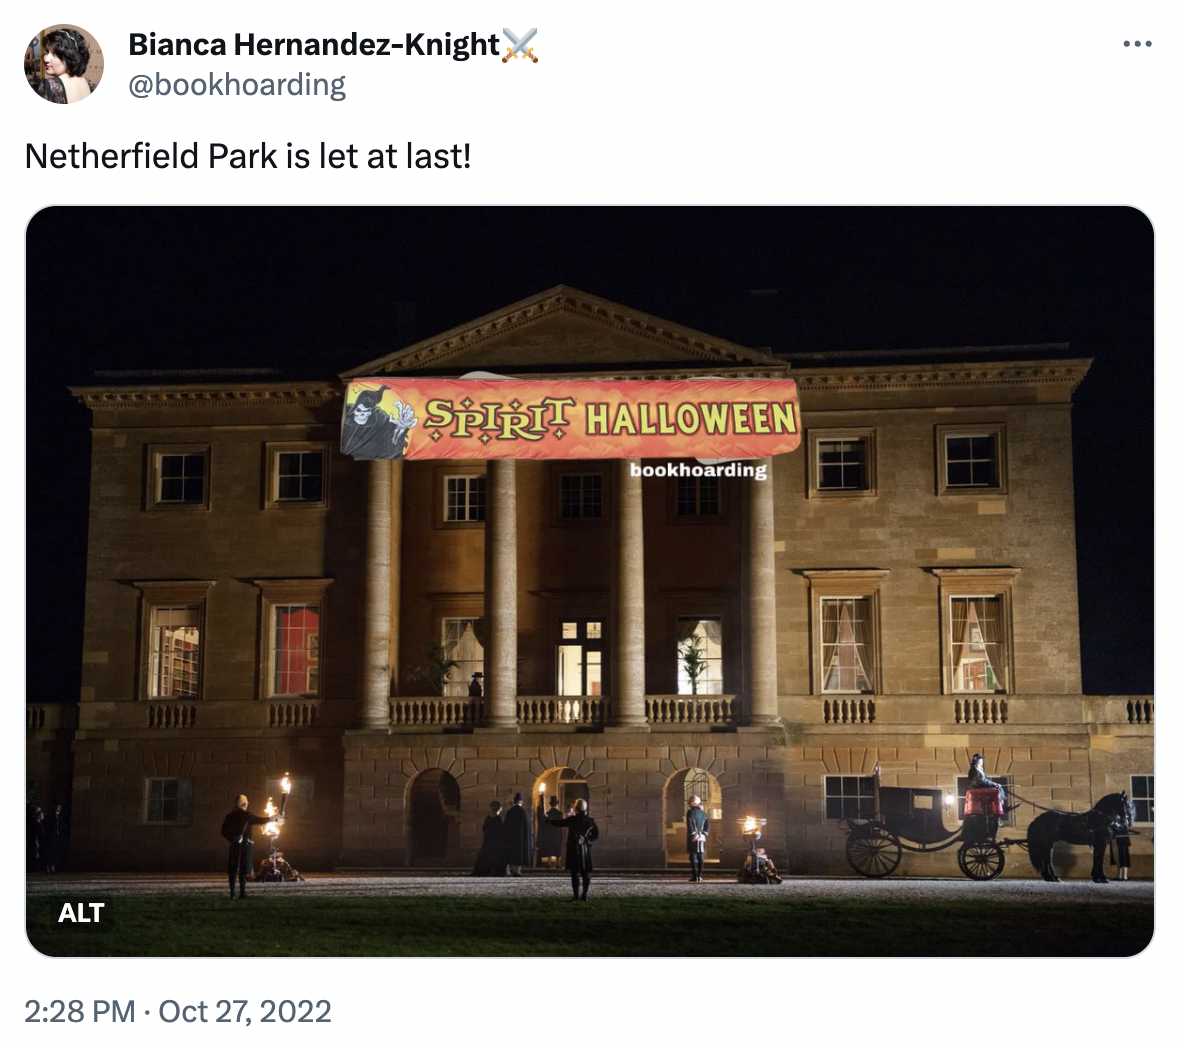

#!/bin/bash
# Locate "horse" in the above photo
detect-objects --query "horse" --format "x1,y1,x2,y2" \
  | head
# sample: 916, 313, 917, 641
1026, 792, 1134, 883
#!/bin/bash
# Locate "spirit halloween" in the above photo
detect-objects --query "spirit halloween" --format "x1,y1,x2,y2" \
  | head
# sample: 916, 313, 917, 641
341, 379, 801, 461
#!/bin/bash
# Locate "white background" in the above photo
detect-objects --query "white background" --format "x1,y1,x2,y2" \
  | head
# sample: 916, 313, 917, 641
4, 1, 1171, 1044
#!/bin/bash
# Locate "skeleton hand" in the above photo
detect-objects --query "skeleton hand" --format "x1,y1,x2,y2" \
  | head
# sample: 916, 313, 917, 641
389, 402, 418, 459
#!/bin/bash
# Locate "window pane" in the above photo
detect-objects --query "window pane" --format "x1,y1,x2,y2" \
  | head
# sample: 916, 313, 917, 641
160, 456, 183, 478
272, 605, 321, 694
817, 439, 866, 490
820, 598, 872, 692
676, 617, 723, 694
951, 597, 1004, 692
442, 617, 484, 698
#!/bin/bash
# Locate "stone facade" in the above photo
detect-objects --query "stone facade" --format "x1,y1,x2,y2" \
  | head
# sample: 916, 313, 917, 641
34, 288, 1153, 878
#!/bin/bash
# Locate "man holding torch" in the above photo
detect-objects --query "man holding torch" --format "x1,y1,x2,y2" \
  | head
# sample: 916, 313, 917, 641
220, 794, 281, 900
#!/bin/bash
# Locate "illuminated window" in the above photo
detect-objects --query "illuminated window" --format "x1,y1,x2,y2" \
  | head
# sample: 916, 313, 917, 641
934, 569, 1019, 695
676, 616, 723, 695
149, 605, 201, 698
556, 620, 605, 697
820, 598, 873, 693
1131, 775, 1154, 823
442, 617, 484, 697
253, 579, 333, 699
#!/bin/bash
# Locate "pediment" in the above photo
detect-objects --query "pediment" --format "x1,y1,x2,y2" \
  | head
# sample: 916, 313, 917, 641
341, 286, 786, 378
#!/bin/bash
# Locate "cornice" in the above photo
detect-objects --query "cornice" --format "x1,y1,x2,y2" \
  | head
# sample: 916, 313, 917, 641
342, 286, 785, 377
71, 383, 342, 411
792, 359, 1091, 394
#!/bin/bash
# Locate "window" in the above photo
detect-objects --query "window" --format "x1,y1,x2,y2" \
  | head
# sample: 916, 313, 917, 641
676, 617, 723, 694
803, 570, 887, 694
149, 606, 201, 697
266, 442, 329, 507
148, 444, 210, 509
824, 776, 875, 820
556, 620, 605, 697
252, 578, 333, 699
807, 429, 876, 498
133, 581, 214, 700
936, 424, 1007, 495
145, 778, 193, 824
933, 568, 1019, 695
956, 776, 1015, 827
272, 605, 321, 695
442, 617, 484, 697
675, 476, 720, 517
820, 598, 873, 693
559, 472, 604, 520
1131, 775, 1154, 823
444, 474, 486, 522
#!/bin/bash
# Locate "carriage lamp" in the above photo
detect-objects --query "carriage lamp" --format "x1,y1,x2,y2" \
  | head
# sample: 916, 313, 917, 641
944, 792, 956, 809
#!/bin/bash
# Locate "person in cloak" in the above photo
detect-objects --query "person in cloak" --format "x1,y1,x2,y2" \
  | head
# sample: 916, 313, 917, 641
46, 801, 69, 873
468, 671, 484, 698
502, 792, 534, 876
472, 800, 507, 876
967, 753, 1006, 808
546, 798, 599, 901
340, 389, 418, 459
220, 794, 275, 900
536, 793, 563, 867
686, 794, 709, 882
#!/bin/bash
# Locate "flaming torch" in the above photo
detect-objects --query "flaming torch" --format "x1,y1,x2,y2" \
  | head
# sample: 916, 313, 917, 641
279, 774, 292, 818
262, 797, 281, 838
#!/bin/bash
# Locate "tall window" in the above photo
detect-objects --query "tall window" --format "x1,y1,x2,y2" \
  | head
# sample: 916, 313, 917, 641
1131, 775, 1154, 823
557, 620, 604, 697
148, 445, 210, 508
950, 596, 1006, 692
676, 617, 723, 694
149, 606, 201, 697
824, 776, 875, 820
271, 604, 321, 695
445, 475, 486, 522
675, 476, 720, 517
820, 598, 873, 693
146, 778, 193, 824
442, 617, 484, 697
937, 424, 1006, 495
559, 472, 603, 520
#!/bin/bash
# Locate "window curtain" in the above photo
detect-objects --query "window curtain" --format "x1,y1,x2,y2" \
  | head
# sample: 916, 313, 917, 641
973, 597, 1006, 691
676, 617, 701, 643
849, 599, 874, 692
950, 597, 969, 682
701, 618, 722, 644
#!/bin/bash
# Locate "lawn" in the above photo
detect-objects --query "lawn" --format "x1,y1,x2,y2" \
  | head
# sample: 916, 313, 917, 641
27, 893, 1153, 957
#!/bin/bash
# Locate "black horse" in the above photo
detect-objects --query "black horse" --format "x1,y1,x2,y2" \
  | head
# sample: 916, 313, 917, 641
1027, 792, 1134, 883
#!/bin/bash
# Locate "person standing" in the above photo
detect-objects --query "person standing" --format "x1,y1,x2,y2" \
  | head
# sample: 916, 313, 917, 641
220, 795, 273, 900
502, 793, 534, 875
468, 672, 484, 698
546, 798, 599, 901
686, 794, 710, 882
536, 794, 563, 867
472, 800, 507, 876
28, 806, 45, 873
45, 801, 69, 873
1113, 828, 1132, 881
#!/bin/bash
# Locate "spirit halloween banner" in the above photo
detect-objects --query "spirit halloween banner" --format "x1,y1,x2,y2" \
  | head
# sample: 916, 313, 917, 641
341, 378, 801, 460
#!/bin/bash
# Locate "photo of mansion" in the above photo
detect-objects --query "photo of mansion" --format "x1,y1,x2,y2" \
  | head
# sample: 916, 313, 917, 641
27, 286, 1154, 876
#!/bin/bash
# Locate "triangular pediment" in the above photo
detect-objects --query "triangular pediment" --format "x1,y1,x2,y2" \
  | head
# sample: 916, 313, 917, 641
341, 286, 786, 378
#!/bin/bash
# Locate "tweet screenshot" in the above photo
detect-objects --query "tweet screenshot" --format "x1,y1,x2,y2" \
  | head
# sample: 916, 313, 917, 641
7, 1, 1172, 1042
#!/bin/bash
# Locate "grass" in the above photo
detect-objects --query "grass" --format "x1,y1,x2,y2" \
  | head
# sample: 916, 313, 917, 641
27, 892, 1153, 957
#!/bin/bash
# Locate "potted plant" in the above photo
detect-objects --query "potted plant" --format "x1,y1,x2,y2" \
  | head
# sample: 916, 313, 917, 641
679, 632, 708, 695
409, 639, 460, 695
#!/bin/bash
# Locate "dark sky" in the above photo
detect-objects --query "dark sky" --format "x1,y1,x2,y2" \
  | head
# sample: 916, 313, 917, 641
26, 207, 1153, 697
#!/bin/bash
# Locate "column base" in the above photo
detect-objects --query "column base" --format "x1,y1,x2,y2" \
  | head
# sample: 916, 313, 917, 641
354, 717, 390, 732
606, 720, 650, 732
477, 720, 519, 732
740, 717, 783, 730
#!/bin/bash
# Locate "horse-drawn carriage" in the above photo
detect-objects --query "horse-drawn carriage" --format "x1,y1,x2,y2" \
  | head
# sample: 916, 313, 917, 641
843, 766, 1022, 880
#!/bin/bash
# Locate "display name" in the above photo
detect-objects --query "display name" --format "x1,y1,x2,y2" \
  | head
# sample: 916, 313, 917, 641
129, 32, 501, 60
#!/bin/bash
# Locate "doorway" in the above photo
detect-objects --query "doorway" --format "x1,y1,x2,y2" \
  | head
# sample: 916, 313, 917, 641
556, 619, 604, 696
407, 769, 461, 866
664, 767, 723, 866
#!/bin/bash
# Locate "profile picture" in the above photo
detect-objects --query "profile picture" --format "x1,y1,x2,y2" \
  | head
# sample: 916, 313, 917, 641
26, 24, 102, 103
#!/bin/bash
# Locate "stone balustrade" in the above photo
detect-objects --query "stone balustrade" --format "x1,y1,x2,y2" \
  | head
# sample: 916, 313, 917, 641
517, 697, 611, 727
390, 696, 482, 729
646, 694, 737, 726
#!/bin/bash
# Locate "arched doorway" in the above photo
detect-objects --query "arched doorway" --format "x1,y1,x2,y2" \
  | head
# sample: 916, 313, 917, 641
532, 767, 591, 868
407, 769, 461, 866
664, 768, 723, 867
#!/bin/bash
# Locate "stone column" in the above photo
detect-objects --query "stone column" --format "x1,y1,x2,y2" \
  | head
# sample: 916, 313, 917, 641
388, 459, 403, 695
359, 459, 392, 728
745, 459, 781, 725
483, 460, 518, 729
613, 459, 648, 727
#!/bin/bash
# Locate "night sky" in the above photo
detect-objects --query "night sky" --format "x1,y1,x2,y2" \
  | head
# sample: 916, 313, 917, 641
26, 207, 1153, 698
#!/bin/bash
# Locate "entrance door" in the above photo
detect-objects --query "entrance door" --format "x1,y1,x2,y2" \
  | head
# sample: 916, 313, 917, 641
556, 619, 605, 696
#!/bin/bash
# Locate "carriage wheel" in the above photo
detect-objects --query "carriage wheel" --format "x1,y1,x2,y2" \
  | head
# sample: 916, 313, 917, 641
845, 824, 903, 878
958, 841, 1006, 881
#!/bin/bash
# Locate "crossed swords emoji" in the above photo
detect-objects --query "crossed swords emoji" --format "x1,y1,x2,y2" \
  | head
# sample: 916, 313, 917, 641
503, 27, 538, 63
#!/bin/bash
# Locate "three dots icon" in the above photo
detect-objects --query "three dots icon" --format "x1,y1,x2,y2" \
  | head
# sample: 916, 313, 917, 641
1123, 40, 1152, 47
